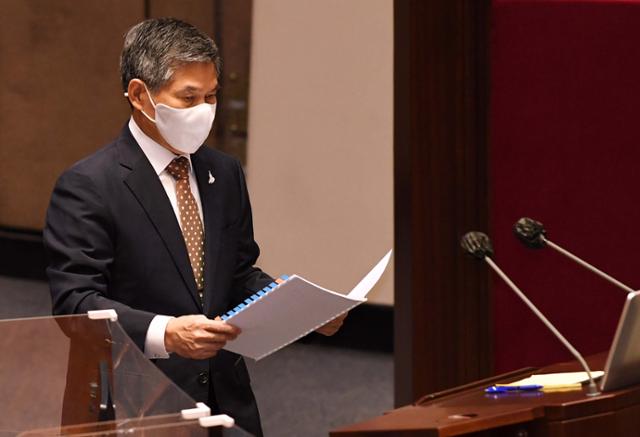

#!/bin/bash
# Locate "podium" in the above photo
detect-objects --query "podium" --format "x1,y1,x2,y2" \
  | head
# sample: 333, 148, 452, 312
0, 313, 252, 436
331, 353, 640, 436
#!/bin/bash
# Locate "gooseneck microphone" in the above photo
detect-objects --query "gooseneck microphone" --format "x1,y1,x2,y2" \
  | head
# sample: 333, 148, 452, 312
461, 231, 601, 396
513, 218, 634, 294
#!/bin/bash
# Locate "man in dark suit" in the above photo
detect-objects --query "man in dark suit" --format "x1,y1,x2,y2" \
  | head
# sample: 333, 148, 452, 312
44, 18, 344, 436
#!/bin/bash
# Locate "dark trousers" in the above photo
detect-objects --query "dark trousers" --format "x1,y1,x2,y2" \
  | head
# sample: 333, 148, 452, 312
208, 377, 263, 437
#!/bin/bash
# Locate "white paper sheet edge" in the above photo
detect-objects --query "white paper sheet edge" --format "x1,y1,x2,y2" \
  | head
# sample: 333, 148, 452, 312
347, 249, 393, 300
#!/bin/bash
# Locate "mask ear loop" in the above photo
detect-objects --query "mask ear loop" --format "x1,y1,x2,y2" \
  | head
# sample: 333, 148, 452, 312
124, 82, 157, 123
140, 83, 158, 124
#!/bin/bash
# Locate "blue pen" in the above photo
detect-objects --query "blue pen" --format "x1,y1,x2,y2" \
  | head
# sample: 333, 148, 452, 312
485, 385, 542, 393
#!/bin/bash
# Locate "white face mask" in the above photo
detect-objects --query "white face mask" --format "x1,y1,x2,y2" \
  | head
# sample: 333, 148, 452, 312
140, 84, 217, 154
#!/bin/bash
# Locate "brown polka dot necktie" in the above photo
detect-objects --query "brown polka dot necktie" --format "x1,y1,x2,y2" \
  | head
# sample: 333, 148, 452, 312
166, 157, 205, 301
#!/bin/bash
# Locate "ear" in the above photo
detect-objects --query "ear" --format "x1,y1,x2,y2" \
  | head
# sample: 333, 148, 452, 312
126, 79, 149, 112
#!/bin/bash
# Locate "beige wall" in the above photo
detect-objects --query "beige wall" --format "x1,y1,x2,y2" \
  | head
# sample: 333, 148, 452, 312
247, 0, 394, 305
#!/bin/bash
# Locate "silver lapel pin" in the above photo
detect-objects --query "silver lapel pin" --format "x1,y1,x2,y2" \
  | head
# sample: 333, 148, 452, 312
208, 171, 215, 184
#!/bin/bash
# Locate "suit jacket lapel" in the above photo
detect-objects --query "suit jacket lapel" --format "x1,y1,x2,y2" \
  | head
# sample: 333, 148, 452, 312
191, 151, 224, 315
116, 126, 202, 309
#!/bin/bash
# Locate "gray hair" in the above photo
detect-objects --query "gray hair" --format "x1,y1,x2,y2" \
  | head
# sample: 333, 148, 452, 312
120, 18, 222, 93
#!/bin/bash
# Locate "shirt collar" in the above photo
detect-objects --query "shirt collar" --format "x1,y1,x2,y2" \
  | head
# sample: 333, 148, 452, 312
128, 117, 192, 176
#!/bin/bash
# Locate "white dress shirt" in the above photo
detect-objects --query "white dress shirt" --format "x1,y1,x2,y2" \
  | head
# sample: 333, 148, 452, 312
128, 117, 205, 359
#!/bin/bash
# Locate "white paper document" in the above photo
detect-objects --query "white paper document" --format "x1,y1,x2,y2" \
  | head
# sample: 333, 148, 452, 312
501, 371, 605, 389
222, 250, 392, 360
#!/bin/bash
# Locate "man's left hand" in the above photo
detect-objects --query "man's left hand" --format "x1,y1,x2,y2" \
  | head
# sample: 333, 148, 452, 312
315, 312, 348, 336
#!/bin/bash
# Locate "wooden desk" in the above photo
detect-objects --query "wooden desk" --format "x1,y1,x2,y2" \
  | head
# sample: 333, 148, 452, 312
331, 353, 640, 436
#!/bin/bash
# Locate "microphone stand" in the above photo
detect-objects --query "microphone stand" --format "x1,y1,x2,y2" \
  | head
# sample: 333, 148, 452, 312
541, 236, 634, 295
484, 256, 601, 397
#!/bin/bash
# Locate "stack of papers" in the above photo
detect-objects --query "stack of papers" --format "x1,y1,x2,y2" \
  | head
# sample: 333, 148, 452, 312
222, 250, 392, 360
499, 371, 604, 391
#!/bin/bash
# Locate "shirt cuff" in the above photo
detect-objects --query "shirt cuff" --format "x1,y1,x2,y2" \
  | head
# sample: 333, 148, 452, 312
144, 315, 174, 359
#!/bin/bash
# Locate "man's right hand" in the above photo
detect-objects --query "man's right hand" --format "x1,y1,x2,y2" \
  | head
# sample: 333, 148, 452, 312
164, 315, 240, 360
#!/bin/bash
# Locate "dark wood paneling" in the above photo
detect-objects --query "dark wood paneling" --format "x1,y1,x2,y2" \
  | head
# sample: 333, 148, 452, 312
0, 0, 143, 230
334, 353, 638, 437
0, 1, 252, 233
148, 0, 215, 35
210, 0, 253, 164
394, 0, 492, 406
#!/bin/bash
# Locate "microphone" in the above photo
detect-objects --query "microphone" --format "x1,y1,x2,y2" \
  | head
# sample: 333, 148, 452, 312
461, 231, 601, 396
513, 218, 634, 294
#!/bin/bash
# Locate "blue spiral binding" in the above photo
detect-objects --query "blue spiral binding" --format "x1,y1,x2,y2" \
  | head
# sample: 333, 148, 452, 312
221, 275, 289, 321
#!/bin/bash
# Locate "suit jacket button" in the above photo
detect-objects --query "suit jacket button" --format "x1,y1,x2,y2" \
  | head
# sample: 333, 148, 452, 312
197, 371, 209, 385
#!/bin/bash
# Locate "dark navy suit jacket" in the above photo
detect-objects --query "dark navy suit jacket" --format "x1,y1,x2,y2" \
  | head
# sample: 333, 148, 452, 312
44, 125, 272, 435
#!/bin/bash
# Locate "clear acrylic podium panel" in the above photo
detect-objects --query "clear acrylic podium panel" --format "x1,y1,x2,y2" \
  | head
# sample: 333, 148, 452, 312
18, 416, 252, 436
0, 314, 252, 437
